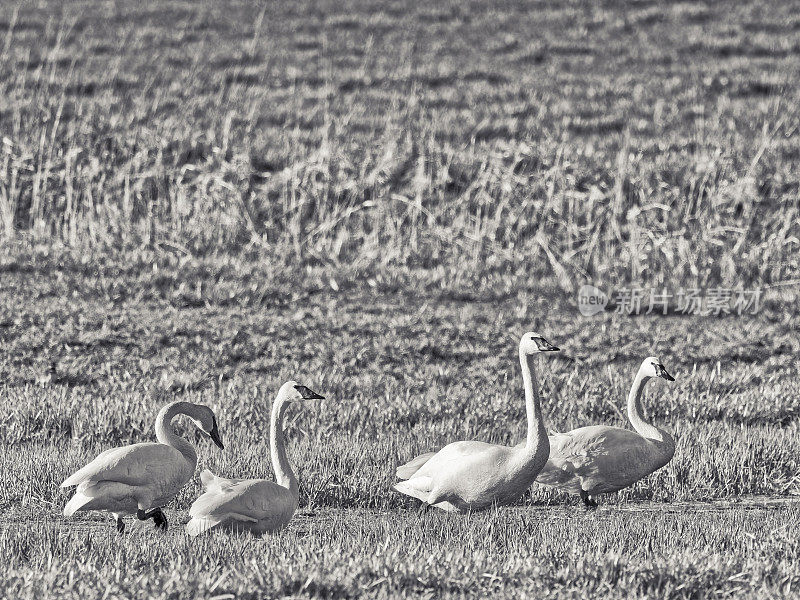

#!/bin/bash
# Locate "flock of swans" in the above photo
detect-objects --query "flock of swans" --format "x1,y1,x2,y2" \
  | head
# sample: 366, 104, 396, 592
60, 332, 676, 535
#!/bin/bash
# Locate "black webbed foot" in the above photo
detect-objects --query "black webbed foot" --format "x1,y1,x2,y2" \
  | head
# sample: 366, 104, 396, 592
116, 517, 125, 533
580, 491, 598, 509
152, 509, 168, 531
137, 507, 169, 530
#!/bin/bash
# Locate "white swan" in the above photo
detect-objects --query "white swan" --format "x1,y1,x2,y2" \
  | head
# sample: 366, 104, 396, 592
393, 332, 560, 512
60, 401, 224, 532
535, 356, 676, 507
185, 381, 324, 536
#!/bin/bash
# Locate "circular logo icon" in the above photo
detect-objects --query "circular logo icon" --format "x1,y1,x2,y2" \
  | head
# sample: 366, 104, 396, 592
577, 285, 608, 316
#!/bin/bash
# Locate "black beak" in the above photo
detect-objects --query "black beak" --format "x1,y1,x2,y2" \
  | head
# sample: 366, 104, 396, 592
209, 420, 224, 449
656, 364, 675, 381
535, 337, 560, 352
294, 385, 325, 400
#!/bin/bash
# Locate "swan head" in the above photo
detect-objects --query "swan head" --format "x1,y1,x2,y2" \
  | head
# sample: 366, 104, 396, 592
279, 380, 326, 402
641, 356, 675, 381
519, 332, 560, 355
189, 405, 225, 449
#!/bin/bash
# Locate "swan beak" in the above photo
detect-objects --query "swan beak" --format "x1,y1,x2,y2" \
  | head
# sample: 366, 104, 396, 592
656, 364, 675, 381
209, 422, 224, 449
294, 385, 325, 400
535, 337, 560, 352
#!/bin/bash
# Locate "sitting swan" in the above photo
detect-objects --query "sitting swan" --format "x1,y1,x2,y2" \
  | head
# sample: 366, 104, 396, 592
393, 332, 560, 512
185, 382, 324, 536
61, 401, 224, 532
535, 356, 676, 507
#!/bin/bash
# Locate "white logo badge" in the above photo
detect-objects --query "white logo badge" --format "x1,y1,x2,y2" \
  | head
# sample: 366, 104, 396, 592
577, 285, 608, 316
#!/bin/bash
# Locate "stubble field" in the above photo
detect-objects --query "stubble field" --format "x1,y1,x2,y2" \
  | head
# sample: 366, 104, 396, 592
2, 257, 800, 598
2, 0, 800, 598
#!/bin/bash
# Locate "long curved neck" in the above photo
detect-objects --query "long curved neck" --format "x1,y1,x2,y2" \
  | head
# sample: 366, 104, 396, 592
271, 396, 299, 497
154, 402, 198, 467
520, 351, 546, 451
626, 369, 663, 441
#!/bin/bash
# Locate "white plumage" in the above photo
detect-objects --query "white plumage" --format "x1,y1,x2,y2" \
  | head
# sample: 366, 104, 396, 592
60, 401, 224, 532
535, 356, 676, 506
393, 332, 560, 512
185, 381, 324, 536
185, 470, 299, 536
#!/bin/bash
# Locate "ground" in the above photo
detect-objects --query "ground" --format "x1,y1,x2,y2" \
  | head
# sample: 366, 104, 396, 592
1, 0, 800, 598
1, 256, 799, 598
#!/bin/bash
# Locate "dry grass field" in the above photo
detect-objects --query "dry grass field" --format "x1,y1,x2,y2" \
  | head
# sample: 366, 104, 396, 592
2, 255, 800, 598
2, 0, 800, 598
1, 0, 799, 285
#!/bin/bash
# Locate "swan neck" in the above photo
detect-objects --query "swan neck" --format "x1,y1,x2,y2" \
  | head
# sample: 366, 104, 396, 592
154, 401, 198, 467
271, 396, 298, 497
626, 369, 663, 441
521, 351, 546, 450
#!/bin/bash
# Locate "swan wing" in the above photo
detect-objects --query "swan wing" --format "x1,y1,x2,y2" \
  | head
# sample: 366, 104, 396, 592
415, 440, 504, 475
534, 436, 582, 490
395, 442, 491, 495
189, 479, 294, 521
547, 426, 663, 493
61, 443, 188, 488
397, 441, 516, 508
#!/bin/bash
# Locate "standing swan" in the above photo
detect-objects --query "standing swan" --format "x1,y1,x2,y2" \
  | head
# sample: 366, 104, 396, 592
535, 357, 676, 507
60, 401, 224, 532
393, 332, 560, 512
185, 381, 325, 536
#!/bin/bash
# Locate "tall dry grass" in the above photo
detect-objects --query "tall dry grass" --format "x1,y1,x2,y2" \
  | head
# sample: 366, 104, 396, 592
0, 0, 798, 290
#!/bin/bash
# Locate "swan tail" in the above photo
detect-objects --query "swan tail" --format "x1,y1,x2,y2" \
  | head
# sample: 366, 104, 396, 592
431, 501, 460, 513
61, 465, 93, 488
60, 447, 120, 487
185, 516, 225, 537
393, 478, 433, 504
198, 469, 238, 494
199, 469, 217, 490
396, 452, 436, 480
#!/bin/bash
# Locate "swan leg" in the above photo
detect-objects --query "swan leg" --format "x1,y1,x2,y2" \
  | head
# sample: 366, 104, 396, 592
579, 490, 598, 509
137, 507, 169, 531
114, 514, 125, 534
